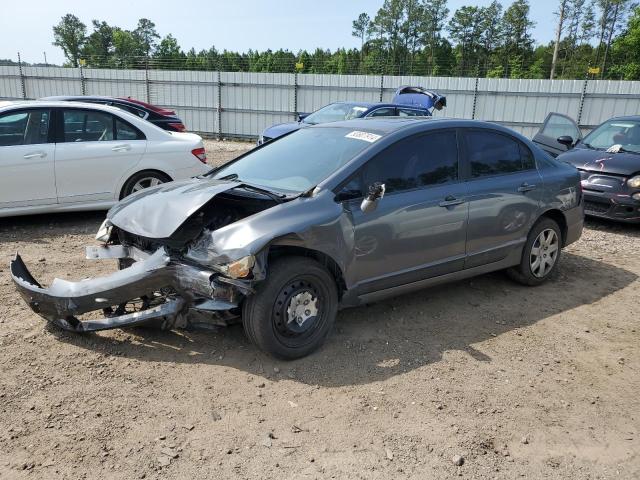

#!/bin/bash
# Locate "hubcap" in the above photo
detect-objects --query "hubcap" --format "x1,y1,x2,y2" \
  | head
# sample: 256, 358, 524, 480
530, 228, 559, 278
132, 177, 163, 193
273, 280, 323, 337
286, 291, 318, 327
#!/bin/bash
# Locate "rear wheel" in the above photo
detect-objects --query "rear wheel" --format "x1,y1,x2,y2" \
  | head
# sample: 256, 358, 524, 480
507, 217, 562, 286
121, 171, 171, 199
242, 256, 338, 360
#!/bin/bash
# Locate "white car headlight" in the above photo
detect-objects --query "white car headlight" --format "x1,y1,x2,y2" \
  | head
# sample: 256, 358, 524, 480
216, 255, 255, 278
627, 175, 640, 188
95, 219, 113, 243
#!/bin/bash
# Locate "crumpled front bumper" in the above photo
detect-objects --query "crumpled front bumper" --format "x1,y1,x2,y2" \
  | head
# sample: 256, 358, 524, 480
10, 245, 239, 332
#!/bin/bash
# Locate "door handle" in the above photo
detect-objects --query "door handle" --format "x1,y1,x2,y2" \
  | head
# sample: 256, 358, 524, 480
23, 152, 46, 159
439, 195, 465, 207
112, 144, 131, 152
517, 182, 537, 193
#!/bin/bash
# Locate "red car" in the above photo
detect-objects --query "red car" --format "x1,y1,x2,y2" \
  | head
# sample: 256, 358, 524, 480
42, 95, 187, 132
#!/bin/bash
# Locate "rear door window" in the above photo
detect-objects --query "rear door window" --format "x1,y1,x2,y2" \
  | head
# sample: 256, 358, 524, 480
398, 108, 424, 117
463, 130, 533, 178
367, 107, 396, 118
62, 109, 145, 142
0, 109, 50, 146
63, 110, 114, 142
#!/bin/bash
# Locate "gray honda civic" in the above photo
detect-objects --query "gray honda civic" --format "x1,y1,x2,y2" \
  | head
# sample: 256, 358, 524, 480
11, 117, 584, 359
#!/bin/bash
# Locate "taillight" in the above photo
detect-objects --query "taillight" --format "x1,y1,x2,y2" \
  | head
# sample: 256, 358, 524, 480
168, 122, 186, 132
191, 147, 207, 163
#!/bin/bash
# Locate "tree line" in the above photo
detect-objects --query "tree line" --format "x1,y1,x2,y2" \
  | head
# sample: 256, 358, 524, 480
29, 0, 640, 80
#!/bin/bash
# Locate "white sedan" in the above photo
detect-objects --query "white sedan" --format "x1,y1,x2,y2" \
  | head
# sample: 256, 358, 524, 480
0, 100, 211, 217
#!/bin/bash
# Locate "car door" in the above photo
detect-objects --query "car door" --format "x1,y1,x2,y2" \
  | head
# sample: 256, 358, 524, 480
461, 128, 543, 269
339, 129, 468, 294
0, 108, 56, 210
532, 113, 582, 157
54, 108, 147, 203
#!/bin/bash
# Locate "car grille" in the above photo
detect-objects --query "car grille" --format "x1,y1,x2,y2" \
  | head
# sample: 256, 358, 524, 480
584, 200, 611, 214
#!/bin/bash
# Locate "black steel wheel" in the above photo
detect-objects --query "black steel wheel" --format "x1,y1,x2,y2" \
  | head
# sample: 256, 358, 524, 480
242, 256, 338, 359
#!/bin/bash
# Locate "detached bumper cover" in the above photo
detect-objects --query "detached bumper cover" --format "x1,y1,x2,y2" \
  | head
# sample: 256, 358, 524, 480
10, 246, 238, 332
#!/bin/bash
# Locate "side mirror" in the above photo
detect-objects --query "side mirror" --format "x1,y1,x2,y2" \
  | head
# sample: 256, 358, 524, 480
298, 112, 310, 122
557, 135, 574, 149
360, 182, 386, 213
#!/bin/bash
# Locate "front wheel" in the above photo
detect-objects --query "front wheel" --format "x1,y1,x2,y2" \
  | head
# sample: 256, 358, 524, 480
242, 256, 338, 360
507, 217, 562, 286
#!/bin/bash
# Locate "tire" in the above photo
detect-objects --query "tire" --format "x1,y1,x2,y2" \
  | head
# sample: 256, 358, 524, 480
507, 217, 562, 286
242, 256, 338, 360
120, 171, 171, 199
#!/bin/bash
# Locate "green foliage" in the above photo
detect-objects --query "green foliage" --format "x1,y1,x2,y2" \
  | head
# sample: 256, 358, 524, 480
48, 2, 637, 79
609, 6, 640, 79
52, 14, 87, 67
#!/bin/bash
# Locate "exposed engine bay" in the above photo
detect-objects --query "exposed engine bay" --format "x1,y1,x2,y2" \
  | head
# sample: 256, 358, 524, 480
10, 180, 289, 332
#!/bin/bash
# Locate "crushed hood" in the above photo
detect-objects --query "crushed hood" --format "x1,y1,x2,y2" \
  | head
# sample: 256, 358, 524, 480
558, 146, 640, 176
107, 178, 240, 238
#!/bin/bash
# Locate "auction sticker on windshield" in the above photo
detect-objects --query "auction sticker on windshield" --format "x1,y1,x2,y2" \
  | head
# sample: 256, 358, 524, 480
345, 131, 382, 143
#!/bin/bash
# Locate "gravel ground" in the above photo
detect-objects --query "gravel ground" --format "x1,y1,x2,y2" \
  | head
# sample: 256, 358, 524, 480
0, 140, 639, 479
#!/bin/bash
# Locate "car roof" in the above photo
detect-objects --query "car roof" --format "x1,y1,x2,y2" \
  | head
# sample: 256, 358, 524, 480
311, 116, 466, 132
330, 101, 428, 111
42, 95, 112, 100
311, 116, 532, 142
0, 99, 133, 114
606, 115, 640, 122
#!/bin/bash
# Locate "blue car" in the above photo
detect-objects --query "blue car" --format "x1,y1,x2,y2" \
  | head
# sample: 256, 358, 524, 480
257, 86, 446, 145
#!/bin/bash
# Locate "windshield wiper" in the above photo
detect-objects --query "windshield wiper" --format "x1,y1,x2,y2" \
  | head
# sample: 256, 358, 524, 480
218, 173, 239, 181
237, 183, 286, 203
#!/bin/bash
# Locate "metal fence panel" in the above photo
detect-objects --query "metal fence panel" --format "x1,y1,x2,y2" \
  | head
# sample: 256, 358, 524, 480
297, 74, 380, 113
22, 66, 83, 98
84, 68, 147, 98
0, 66, 23, 99
221, 72, 294, 137
474, 78, 586, 138
1, 66, 640, 139
582, 80, 640, 128
151, 70, 218, 134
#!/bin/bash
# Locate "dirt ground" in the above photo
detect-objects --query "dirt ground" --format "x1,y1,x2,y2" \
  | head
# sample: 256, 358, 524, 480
0, 140, 639, 479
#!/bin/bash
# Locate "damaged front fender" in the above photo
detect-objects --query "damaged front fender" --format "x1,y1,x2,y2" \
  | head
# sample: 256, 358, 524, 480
184, 189, 355, 284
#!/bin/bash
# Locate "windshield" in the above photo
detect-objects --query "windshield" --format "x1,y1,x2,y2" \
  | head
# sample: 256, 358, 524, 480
303, 103, 369, 125
582, 119, 640, 153
212, 127, 380, 192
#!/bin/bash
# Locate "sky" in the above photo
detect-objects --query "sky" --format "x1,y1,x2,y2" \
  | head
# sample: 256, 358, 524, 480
0, 0, 560, 65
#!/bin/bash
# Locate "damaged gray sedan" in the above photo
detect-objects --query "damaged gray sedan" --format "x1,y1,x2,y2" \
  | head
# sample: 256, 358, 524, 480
11, 118, 583, 359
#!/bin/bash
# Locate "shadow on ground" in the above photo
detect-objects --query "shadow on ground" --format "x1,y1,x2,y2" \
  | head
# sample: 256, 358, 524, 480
47, 250, 636, 387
